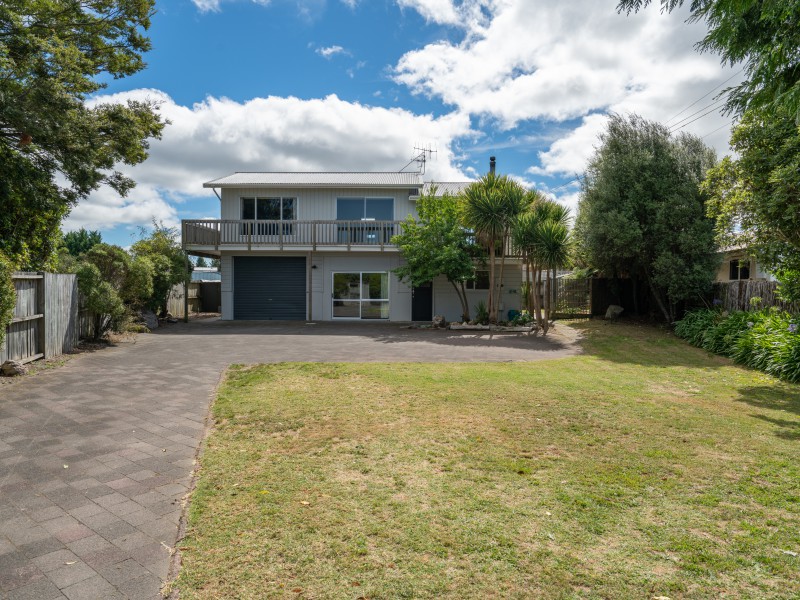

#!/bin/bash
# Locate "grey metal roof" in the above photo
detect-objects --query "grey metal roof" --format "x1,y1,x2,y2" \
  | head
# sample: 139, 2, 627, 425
204, 172, 424, 188
421, 181, 473, 196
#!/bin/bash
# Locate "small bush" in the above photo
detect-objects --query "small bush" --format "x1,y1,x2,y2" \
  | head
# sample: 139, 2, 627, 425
674, 308, 718, 347
475, 300, 489, 325
676, 308, 800, 383
0, 252, 15, 350
702, 311, 752, 356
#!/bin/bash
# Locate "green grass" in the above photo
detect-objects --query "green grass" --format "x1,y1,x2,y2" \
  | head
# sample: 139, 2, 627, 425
173, 321, 800, 599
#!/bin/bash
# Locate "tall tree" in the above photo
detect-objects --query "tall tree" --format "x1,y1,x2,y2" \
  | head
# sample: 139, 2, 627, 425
63, 228, 102, 257
574, 114, 719, 322
617, 0, 800, 119
513, 197, 571, 334
462, 174, 528, 322
131, 222, 189, 316
393, 189, 481, 321
703, 106, 800, 301
0, 0, 165, 269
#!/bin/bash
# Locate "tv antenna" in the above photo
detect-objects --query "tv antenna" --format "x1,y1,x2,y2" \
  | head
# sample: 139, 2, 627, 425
399, 144, 437, 174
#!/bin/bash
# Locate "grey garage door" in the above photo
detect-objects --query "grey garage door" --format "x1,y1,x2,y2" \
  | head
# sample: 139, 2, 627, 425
233, 256, 306, 320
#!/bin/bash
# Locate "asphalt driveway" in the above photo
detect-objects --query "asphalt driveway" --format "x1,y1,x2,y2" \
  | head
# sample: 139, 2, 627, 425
0, 319, 580, 599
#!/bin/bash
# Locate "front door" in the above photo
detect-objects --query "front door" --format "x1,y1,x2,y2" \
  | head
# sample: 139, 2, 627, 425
411, 282, 433, 321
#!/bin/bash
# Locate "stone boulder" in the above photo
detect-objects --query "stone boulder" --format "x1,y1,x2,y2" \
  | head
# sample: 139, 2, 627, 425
605, 305, 624, 320
140, 310, 159, 330
432, 315, 447, 328
1, 360, 27, 377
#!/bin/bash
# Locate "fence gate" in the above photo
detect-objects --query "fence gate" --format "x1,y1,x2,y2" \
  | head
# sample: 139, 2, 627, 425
551, 277, 591, 318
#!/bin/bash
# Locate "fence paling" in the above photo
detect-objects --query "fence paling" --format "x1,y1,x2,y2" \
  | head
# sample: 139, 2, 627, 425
716, 280, 799, 314
1, 272, 81, 364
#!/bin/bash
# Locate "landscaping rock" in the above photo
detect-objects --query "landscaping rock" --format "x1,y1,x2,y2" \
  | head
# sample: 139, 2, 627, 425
605, 305, 624, 320
432, 315, 447, 328
1, 360, 27, 377
140, 309, 159, 330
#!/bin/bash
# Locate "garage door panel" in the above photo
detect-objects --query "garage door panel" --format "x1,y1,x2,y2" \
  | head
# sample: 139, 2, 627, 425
233, 256, 306, 320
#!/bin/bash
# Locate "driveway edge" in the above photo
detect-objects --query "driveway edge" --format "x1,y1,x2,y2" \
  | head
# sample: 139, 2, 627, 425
162, 367, 226, 599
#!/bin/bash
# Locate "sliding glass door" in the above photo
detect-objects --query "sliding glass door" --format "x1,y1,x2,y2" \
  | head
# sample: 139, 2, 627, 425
332, 272, 389, 319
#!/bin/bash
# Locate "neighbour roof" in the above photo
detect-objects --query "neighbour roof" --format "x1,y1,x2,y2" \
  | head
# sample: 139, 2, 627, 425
204, 172, 424, 188
422, 181, 473, 196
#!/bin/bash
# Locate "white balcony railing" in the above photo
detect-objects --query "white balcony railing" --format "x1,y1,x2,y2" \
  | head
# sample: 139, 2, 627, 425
182, 219, 404, 250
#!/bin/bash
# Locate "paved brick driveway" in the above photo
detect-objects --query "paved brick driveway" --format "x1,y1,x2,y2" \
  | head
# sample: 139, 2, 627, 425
0, 319, 579, 599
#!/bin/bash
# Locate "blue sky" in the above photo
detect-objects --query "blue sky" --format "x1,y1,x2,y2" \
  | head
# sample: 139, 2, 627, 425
72, 0, 740, 247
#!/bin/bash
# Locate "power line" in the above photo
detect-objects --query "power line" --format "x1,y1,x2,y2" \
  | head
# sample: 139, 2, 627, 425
670, 103, 728, 133
665, 69, 742, 125
668, 96, 727, 131
700, 119, 735, 140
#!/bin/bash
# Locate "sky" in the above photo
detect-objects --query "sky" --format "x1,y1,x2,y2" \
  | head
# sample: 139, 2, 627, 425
66, 0, 743, 247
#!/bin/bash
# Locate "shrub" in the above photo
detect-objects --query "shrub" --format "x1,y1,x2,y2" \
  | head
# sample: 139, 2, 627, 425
702, 311, 752, 356
475, 300, 489, 325
674, 308, 718, 347
676, 308, 800, 383
76, 263, 128, 340
0, 252, 15, 350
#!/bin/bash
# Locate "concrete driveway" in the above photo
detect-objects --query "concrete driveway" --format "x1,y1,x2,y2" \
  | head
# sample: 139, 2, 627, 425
0, 319, 580, 599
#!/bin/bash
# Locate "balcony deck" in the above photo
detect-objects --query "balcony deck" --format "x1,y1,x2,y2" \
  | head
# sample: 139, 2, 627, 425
182, 219, 405, 254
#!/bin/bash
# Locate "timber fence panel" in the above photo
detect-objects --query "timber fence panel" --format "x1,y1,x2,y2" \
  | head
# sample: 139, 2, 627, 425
43, 273, 80, 358
1, 272, 82, 364
715, 281, 800, 314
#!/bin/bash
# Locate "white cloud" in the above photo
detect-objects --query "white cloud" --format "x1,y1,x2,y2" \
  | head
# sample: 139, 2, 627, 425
67, 89, 474, 231
394, 0, 741, 176
316, 45, 349, 59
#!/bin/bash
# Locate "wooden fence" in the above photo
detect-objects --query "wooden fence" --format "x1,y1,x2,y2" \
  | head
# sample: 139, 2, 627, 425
167, 281, 222, 318
715, 280, 799, 313
1, 272, 83, 364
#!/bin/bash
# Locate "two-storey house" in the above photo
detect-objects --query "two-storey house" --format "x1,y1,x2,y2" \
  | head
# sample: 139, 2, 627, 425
182, 171, 523, 322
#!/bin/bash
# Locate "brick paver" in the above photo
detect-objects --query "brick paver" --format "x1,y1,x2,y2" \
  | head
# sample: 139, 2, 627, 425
0, 319, 579, 599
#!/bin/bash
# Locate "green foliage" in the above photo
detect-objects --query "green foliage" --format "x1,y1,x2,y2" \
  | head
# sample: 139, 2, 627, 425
574, 114, 719, 322
462, 174, 530, 322
195, 256, 208, 268
63, 229, 102, 257
704, 106, 800, 302
394, 190, 481, 321
474, 300, 489, 325
0, 251, 16, 350
617, 0, 800, 119
0, 0, 165, 268
676, 308, 800, 383
76, 262, 128, 340
0, 146, 67, 270
131, 222, 189, 315
76, 243, 155, 339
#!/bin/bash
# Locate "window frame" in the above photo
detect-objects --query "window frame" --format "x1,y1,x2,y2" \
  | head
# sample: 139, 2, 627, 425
240, 196, 297, 235
331, 271, 390, 320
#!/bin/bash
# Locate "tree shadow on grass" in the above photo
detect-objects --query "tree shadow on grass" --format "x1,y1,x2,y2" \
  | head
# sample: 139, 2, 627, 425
736, 384, 800, 440
566, 318, 731, 369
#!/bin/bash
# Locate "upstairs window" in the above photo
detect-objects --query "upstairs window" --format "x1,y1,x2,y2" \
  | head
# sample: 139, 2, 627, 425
336, 197, 394, 221
241, 197, 295, 234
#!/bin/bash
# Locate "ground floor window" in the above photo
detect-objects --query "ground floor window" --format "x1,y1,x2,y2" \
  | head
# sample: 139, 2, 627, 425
332, 272, 389, 319
729, 259, 750, 280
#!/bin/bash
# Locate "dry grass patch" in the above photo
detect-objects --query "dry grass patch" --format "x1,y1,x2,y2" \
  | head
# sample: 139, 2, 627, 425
174, 321, 800, 599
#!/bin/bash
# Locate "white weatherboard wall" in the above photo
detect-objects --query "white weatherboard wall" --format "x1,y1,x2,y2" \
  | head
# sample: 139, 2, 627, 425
432, 266, 524, 322
220, 187, 418, 221
220, 251, 411, 321
316, 253, 411, 321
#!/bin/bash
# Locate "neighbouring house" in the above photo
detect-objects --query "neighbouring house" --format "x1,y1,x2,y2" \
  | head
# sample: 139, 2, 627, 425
716, 246, 775, 283
181, 170, 524, 322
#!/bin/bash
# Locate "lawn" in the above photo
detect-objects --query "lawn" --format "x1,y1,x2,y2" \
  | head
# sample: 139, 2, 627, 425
173, 321, 800, 599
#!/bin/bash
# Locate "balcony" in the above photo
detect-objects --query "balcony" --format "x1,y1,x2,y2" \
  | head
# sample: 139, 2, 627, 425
182, 219, 405, 253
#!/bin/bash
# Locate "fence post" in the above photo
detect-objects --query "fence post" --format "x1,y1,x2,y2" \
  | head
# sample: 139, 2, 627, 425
37, 272, 46, 359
